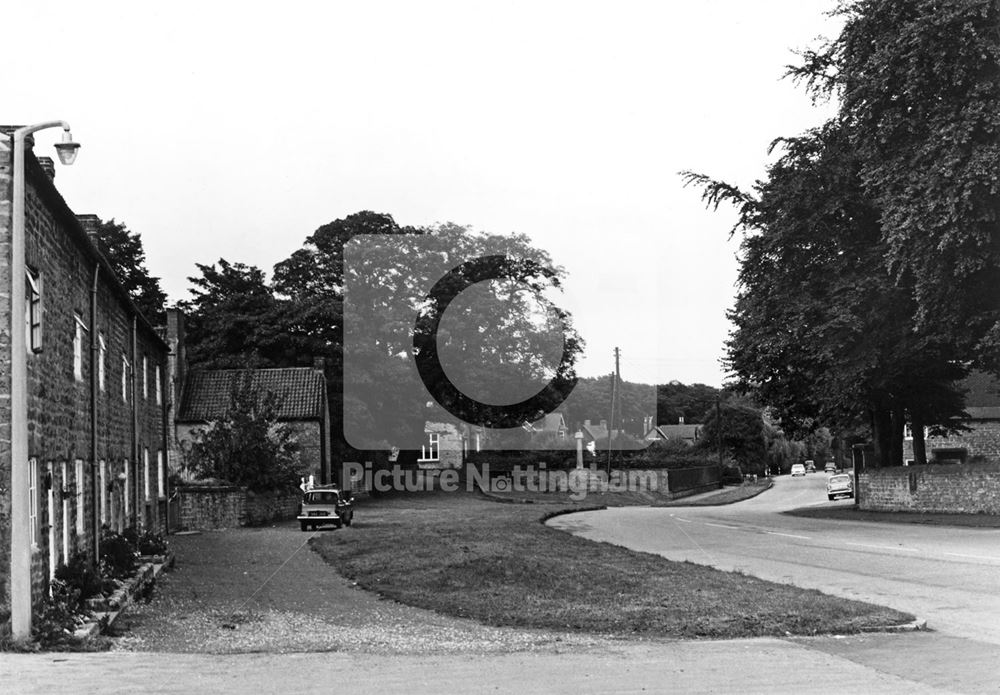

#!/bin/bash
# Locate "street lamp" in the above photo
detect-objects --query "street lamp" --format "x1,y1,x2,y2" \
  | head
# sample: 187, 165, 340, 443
6, 121, 79, 641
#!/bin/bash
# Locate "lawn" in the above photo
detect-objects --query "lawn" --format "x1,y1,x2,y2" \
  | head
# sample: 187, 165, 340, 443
310, 491, 913, 639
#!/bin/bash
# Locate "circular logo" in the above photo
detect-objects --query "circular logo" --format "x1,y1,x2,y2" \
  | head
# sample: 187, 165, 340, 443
412, 255, 578, 429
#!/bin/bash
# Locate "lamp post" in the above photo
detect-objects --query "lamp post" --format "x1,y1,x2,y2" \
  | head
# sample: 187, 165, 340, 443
6, 121, 79, 641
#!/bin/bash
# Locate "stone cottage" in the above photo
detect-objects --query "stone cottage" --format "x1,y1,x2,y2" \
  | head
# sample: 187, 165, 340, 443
1, 128, 171, 638
174, 366, 332, 483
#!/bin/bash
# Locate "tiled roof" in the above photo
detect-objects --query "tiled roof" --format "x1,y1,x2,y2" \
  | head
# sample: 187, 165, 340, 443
656, 424, 702, 440
178, 368, 327, 422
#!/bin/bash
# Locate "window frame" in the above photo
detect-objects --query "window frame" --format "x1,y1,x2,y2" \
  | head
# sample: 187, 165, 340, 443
26, 269, 42, 353
73, 314, 87, 381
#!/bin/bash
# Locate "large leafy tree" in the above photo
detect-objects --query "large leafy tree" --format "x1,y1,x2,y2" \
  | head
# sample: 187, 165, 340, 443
684, 0, 997, 467
181, 259, 295, 369
687, 122, 968, 467
92, 218, 167, 323
794, 0, 1000, 370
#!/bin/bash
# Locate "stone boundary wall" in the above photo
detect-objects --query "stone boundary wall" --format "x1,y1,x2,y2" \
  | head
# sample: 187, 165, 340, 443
859, 463, 1000, 514
176, 486, 301, 530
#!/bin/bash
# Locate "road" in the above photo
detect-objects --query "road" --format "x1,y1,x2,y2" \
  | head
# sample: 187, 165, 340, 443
548, 474, 1000, 644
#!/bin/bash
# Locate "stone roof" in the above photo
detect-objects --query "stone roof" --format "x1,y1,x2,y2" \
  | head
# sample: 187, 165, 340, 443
177, 368, 327, 422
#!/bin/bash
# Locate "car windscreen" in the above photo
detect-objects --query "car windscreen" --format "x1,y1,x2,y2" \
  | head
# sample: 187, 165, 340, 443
305, 492, 338, 504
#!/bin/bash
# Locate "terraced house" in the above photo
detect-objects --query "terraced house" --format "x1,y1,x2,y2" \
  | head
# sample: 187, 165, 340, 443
1, 126, 170, 639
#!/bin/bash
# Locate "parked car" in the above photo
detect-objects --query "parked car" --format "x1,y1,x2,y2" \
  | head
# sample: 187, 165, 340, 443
805, 460, 815, 473
298, 487, 354, 531
824, 462, 837, 474
791, 463, 806, 477
827, 473, 854, 500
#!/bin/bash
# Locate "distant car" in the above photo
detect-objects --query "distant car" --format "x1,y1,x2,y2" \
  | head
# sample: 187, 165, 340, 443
804, 460, 815, 472
298, 487, 354, 531
791, 463, 806, 476
824, 462, 837, 474
827, 473, 854, 500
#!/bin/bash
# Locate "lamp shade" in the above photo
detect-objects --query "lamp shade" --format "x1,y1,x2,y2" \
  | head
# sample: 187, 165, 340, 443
54, 131, 80, 165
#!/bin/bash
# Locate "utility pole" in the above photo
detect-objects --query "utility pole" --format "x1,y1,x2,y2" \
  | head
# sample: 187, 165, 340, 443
606, 347, 620, 477
716, 394, 724, 473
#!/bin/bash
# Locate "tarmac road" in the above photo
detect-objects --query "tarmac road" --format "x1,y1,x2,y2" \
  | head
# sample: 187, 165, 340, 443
548, 473, 1000, 645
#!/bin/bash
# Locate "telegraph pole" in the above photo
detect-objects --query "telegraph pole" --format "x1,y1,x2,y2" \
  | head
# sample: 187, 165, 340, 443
606, 347, 620, 477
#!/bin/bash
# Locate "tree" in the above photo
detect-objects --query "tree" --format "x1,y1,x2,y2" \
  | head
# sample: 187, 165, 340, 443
180, 259, 294, 369
793, 0, 1000, 370
184, 372, 304, 492
92, 218, 167, 323
656, 382, 722, 425
700, 401, 767, 475
685, 106, 970, 468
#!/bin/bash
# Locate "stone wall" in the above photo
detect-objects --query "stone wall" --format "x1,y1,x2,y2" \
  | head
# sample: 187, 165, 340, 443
859, 463, 1000, 514
176, 485, 301, 530
902, 421, 1000, 464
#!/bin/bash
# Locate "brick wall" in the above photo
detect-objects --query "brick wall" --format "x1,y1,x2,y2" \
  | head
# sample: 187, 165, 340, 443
0, 146, 171, 633
859, 463, 1000, 514
176, 486, 301, 530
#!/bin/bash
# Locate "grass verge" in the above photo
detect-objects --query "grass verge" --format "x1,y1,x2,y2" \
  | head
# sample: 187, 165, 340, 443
310, 491, 912, 639
785, 505, 1000, 528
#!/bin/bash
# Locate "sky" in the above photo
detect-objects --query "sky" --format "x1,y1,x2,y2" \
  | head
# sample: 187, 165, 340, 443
5, 1, 840, 388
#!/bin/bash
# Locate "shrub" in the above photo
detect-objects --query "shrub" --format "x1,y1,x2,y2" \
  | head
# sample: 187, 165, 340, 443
32, 580, 85, 648
101, 528, 138, 580
54, 553, 110, 607
134, 529, 168, 556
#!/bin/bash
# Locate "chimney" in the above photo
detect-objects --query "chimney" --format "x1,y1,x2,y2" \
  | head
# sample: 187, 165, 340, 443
600, 419, 607, 429
77, 214, 102, 245
679, 416, 685, 425
313, 356, 325, 370
37, 156, 56, 180
584, 419, 591, 427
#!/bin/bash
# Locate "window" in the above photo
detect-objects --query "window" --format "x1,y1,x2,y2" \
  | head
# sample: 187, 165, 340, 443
122, 355, 130, 402
98, 334, 107, 392
99, 460, 107, 524
418, 432, 440, 462
143, 448, 150, 502
73, 314, 87, 381
26, 269, 42, 353
61, 462, 69, 562
29, 458, 39, 547
123, 460, 131, 518
155, 365, 162, 405
142, 355, 148, 399
75, 460, 85, 537
157, 450, 165, 498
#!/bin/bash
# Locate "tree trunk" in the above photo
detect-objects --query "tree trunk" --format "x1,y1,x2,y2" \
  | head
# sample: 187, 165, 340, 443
889, 406, 905, 467
911, 411, 927, 466
871, 408, 892, 468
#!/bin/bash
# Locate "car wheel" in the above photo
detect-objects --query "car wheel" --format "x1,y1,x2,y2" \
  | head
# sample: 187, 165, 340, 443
300, 521, 308, 532
828, 494, 834, 501
344, 513, 353, 527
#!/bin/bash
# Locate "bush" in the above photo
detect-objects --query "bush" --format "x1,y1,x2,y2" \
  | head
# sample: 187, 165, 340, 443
32, 580, 85, 648
54, 552, 111, 607
101, 528, 138, 579
134, 529, 168, 556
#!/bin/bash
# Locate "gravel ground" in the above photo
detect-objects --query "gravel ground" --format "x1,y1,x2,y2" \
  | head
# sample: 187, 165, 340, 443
108, 520, 609, 655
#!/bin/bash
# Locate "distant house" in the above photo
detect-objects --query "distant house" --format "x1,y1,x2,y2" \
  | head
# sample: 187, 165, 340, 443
903, 371, 1000, 464
175, 367, 332, 482
418, 421, 469, 469
526, 412, 569, 439
644, 417, 703, 446
580, 418, 624, 443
